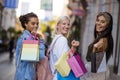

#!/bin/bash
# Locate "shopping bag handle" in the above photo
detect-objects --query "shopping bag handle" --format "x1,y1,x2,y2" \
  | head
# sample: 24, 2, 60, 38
46, 35, 62, 57
68, 48, 75, 58
27, 34, 37, 40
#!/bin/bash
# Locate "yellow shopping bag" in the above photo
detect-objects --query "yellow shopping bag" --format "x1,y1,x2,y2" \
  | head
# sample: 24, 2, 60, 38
21, 40, 39, 61
55, 52, 71, 77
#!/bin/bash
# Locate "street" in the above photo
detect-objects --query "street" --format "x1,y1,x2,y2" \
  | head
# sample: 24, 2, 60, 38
0, 52, 120, 80
0, 52, 16, 80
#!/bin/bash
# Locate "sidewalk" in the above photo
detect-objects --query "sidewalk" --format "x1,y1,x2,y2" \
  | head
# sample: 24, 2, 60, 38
80, 63, 120, 80
0, 52, 120, 80
0, 52, 16, 80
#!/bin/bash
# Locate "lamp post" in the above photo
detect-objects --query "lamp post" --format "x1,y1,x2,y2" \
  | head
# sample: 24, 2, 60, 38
0, 3, 4, 30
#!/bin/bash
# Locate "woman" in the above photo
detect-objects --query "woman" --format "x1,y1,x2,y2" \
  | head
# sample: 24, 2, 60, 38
14, 12, 45, 80
86, 12, 113, 79
49, 16, 80, 80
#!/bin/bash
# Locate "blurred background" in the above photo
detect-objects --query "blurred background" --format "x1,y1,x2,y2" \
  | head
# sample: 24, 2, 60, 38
0, 0, 120, 80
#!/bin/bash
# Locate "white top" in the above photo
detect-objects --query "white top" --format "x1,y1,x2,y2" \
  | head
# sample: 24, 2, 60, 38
49, 34, 70, 80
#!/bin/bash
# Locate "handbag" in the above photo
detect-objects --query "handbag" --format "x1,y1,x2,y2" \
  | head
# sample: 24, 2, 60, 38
55, 52, 71, 77
91, 51, 107, 73
35, 36, 62, 80
91, 52, 96, 73
68, 53, 87, 78
34, 56, 53, 80
86, 44, 93, 62
21, 35, 39, 61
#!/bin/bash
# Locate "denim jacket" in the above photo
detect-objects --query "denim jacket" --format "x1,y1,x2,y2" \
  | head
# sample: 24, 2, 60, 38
14, 30, 45, 80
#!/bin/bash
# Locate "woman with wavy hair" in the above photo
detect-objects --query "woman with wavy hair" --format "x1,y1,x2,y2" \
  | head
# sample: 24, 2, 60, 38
86, 12, 113, 79
49, 16, 80, 80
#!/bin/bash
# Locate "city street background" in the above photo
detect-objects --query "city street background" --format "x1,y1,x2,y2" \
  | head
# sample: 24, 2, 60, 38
0, 52, 120, 80
0, 0, 120, 80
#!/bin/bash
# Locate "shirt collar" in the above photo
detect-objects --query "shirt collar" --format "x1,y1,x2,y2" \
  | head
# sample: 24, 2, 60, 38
23, 30, 31, 36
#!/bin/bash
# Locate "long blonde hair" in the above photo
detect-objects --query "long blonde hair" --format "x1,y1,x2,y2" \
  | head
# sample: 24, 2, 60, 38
53, 16, 70, 37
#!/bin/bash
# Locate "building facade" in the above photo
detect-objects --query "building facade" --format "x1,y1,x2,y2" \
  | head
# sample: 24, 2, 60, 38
0, 0, 18, 30
79, 0, 120, 78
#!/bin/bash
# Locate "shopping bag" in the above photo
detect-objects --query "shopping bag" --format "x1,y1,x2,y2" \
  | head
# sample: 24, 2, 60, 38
68, 54, 87, 78
57, 70, 80, 80
34, 56, 53, 80
86, 44, 93, 62
55, 52, 71, 77
21, 39, 39, 61
91, 52, 97, 73
91, 52, 107, 73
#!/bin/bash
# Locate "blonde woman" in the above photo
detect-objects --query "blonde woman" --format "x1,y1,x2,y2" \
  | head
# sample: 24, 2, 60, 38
49, 16, 80, 80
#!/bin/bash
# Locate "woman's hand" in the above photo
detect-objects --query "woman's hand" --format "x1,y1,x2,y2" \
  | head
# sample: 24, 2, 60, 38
93, 38, 107, 53
31, 31, 44, 40
68, 40, 79, 57
71, 40, 80, 51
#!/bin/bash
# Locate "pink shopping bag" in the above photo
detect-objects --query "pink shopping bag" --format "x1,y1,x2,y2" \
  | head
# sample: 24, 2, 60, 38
68, 54, 87, 78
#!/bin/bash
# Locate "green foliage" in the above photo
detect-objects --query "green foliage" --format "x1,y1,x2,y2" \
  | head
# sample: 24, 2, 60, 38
0, 27, 22, 52
68, 16, 81, 47
0, 29, 8, 41
7, 27, 15, 33
7, 27, 15, 38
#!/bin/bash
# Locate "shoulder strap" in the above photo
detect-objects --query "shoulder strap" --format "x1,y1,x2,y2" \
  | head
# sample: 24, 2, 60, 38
46, 36, 62, 55
50, 36, 61, 50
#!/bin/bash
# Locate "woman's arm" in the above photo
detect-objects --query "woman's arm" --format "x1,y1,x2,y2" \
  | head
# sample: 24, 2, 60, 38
31, 31, 45, 59
69, 40, 80, 57
39, 39, 45, 59
70, 40, 80, 52
93, 38, 108, 53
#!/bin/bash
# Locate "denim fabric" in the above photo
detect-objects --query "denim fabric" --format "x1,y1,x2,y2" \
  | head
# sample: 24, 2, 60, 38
14, 30, 45, 80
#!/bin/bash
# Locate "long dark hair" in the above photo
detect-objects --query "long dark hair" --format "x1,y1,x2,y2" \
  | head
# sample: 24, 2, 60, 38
19, 12, 38, 29
93, 12, 114, 62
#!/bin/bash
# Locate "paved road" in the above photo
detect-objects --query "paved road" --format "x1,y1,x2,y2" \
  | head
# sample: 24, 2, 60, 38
0, 52, 16, 80
0, 52, 120, 80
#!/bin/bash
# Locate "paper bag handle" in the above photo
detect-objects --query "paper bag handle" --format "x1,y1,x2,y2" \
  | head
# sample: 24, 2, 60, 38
27, 34, 37, 40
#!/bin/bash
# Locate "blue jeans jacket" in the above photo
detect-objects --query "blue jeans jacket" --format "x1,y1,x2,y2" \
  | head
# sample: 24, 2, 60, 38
14, 30, 45, 80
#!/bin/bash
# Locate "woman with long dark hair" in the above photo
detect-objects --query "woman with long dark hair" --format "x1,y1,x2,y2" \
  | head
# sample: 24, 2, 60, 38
86, 12, 113, 79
